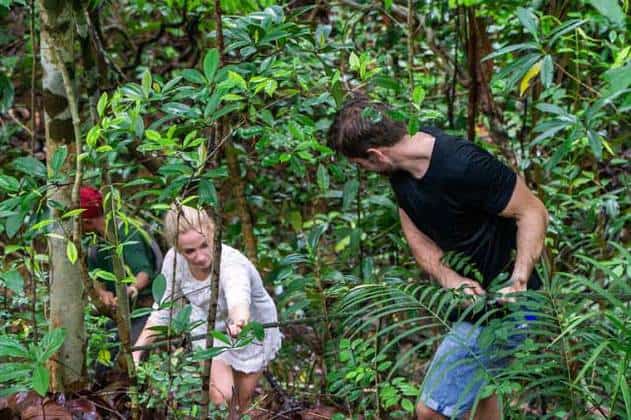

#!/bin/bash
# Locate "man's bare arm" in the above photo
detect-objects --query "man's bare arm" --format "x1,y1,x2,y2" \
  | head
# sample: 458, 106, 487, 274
399, 208, 485, 296
499, 176, 548, 292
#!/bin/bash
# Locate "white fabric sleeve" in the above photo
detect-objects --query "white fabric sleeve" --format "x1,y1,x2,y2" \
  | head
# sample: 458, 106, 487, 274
148, 248, 181, 326
221, 262, 251, 322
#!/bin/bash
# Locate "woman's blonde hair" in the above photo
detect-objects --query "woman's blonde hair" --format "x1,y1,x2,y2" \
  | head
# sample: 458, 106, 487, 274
164, 204, 215, 248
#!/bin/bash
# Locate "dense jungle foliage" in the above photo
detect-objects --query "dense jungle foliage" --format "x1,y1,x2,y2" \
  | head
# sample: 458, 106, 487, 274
0, 0, 629, 418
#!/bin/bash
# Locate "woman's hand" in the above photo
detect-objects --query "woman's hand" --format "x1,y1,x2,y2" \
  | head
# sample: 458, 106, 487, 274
228, 319, 246, 337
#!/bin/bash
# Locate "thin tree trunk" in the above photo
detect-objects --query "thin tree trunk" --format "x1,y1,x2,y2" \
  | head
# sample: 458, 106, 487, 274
39, 0, 87, 391
200, 3, 226, 414
224, 143, 257, 262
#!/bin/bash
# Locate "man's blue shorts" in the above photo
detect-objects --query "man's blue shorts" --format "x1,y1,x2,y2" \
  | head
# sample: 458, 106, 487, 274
419, 317, 530, 418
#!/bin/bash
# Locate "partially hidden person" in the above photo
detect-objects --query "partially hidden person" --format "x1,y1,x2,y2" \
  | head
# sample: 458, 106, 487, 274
132, 204, 282, 413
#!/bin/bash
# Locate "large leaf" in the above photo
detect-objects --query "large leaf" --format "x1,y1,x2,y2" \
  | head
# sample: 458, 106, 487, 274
1, 269, 24, 293
32, 364, 50, 396
203, 49, 220, 82
516, 7, 538, 39
152, 273, 167, 303
586, 0, 625, 26
12, 157, 47, 178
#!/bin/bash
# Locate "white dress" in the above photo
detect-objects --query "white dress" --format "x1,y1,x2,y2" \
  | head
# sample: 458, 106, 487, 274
148, 244, 282, 373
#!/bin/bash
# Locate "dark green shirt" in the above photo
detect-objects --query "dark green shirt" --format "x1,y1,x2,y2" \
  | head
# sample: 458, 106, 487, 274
87, 224, 156, 298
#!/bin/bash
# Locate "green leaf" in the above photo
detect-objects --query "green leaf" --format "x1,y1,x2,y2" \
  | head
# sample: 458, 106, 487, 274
199, 178, 218, 206
516, 7, 538, 39
145, 129, 161, 142
32, 364, 49, 396
342, 179, 359, 211
0, 336, 29, 358
1, 269, 24, 293
152, 273, 167, 303
412, 86, 426, 106
401, 398, 415, 413
181, 69, 206, 85
0, 175, 20, 192
40, 328, 66, 361
203, 49, 220, 82
13, 156, 46, 178
482, 42, 539, 61
587, 130, 603, 160
50, 146, 68, 174
540, 55, 553, 88
349, 52, 360, 71
586, 0, 625, 26
141, 70, 152, 97
86, 126, 101, 147
66, 241, 78, 264
97, 92, 108, 117
0, 71, 15, 113
316, 164, 330, 191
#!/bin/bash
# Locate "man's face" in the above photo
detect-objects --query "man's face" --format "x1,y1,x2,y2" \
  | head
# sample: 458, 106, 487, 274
350, 151, 394, 174
82, 217, 98, 233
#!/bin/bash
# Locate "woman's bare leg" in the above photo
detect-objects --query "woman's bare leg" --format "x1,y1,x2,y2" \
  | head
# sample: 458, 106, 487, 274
233, 369, 263, 412
209, 359, 235, 406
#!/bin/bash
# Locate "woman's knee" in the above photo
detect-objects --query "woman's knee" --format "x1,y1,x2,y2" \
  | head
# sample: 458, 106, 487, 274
210, 385, 232, 406
416, 400, 443, 420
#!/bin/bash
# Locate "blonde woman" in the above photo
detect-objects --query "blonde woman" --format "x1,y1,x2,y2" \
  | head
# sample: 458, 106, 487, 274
133, 205, 281, 410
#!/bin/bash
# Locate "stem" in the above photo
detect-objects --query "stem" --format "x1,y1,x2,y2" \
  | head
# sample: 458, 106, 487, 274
30, 0, 38, 154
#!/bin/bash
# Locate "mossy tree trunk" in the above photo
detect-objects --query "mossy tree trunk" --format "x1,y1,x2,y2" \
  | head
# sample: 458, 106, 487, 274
39, 0, 87, 391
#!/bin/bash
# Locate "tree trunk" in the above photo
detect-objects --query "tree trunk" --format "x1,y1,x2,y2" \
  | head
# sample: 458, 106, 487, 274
39, 0, 87, 391
224, 142, 257, 262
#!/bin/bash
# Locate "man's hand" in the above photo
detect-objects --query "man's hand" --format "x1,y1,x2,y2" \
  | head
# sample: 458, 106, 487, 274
228, 319, 246, 338
444, 277, 486, 297
99, 290, 117, 307
497, 276, 527, 304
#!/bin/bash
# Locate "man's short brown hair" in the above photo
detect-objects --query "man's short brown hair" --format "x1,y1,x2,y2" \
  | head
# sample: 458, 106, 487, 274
327, 94, 407, 158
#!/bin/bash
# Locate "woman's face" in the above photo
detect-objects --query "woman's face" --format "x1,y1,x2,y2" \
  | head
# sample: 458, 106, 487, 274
178, 229, 211, 271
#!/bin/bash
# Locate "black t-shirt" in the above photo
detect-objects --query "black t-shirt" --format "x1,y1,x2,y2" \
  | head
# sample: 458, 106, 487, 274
390, 127, 541, 292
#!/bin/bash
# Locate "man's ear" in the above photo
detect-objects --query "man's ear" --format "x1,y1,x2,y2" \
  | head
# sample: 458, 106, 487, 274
366, 147, 388, 163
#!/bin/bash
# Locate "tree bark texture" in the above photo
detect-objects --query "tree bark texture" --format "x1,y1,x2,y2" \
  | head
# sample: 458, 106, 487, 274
39, 0, 87, 391
224, 143, 257, 263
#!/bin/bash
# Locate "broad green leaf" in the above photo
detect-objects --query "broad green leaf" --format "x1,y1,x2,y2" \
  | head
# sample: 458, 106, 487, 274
586, 0, 625, 26
86, 126, 101, 147
412, 86, 425, 106
199, 178, 218, 206
31, 364, 49, 396
66, 241, 78, 264
12, 156, 46, 178
145, 129, 161, 142
540, 55, 553, 88
141, 70, 152, 97
0, 175, 19, 192
342, 179, 359, 211
40, 328, 66, 361
516, 7, 538, 38
519, 59, 542, 95
97, 92, 108, 117
204, 49, 220, 82
349, 52, 360, 71
0, 71, 14, 113
0, 336, 29, 358
50, 146, 68, 174
1, 269, 24, 293
152, 273, 167, 303
316, 164, 330, 191
181, 69, 206, 85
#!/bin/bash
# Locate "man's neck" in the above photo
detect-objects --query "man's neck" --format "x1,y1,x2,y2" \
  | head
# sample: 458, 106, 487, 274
391, 131, 436, 179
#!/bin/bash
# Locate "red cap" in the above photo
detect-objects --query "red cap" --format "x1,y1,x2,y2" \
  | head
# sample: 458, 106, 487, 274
79, 186, 103, 219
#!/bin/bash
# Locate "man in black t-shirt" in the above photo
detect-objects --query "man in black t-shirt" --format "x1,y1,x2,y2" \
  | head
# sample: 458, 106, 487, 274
328, 96, 548, 420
